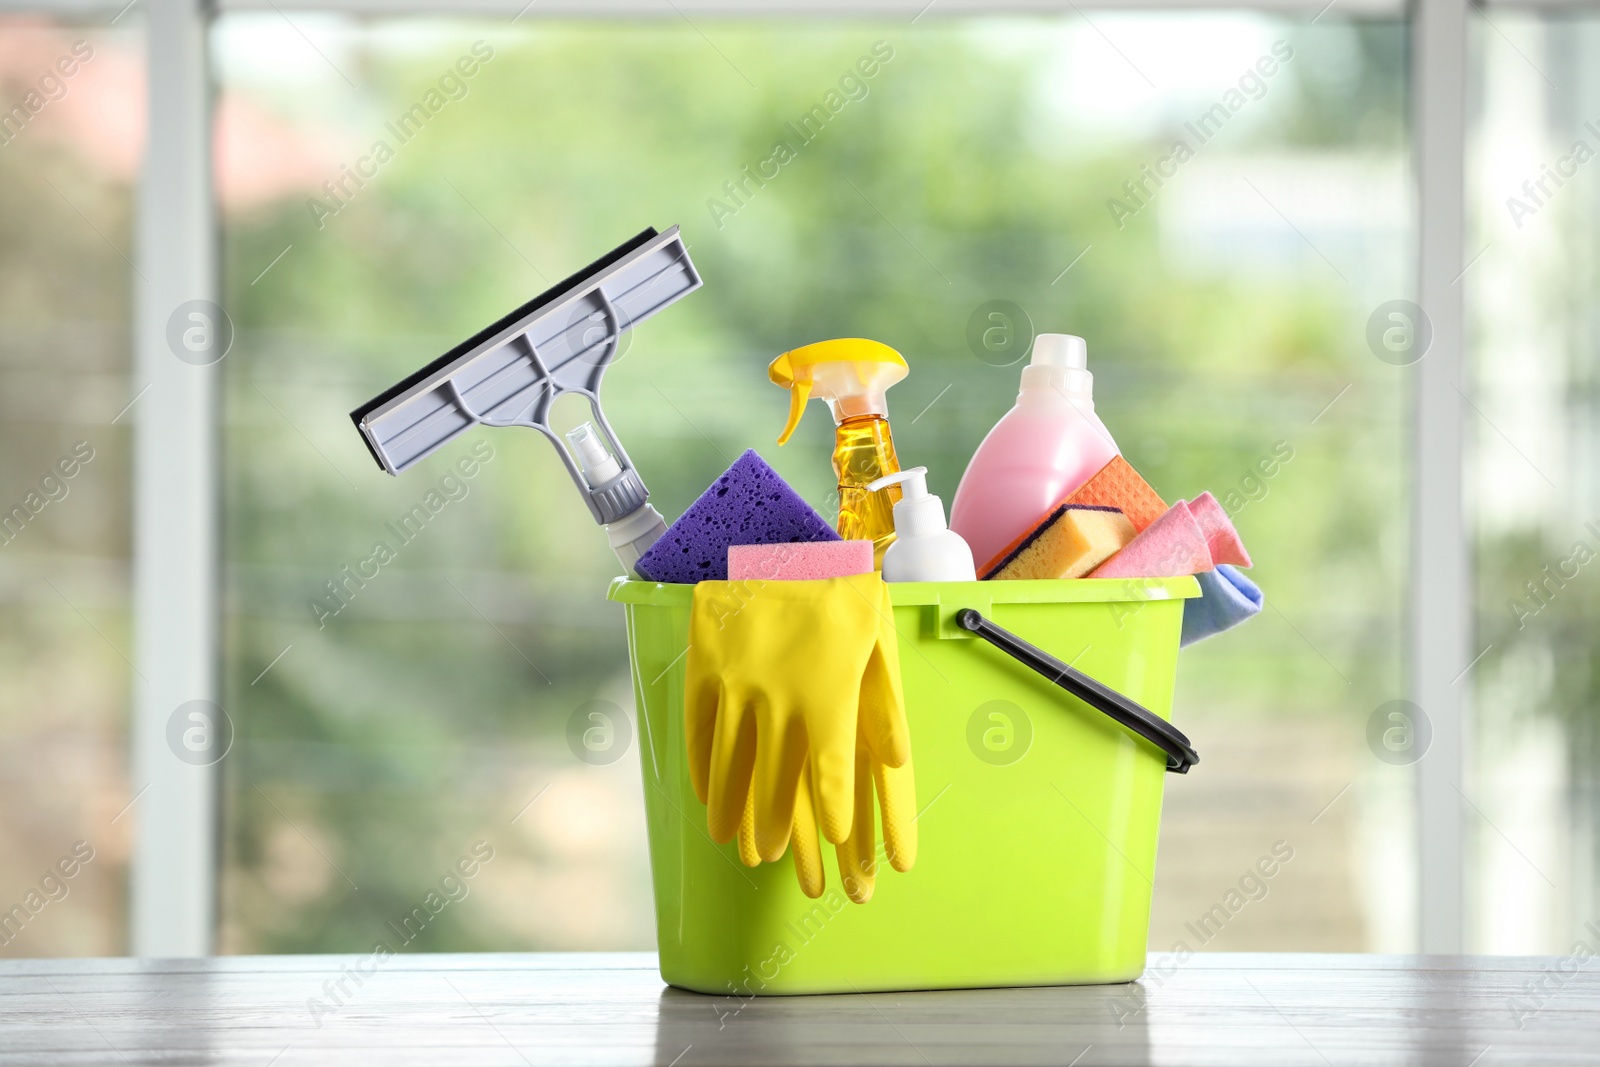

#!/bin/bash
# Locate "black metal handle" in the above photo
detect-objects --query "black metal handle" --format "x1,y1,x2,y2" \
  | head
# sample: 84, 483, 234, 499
955, 608, 1198, 774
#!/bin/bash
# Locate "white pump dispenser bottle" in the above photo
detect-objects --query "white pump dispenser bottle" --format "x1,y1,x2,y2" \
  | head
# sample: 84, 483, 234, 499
866, 467, 977, 583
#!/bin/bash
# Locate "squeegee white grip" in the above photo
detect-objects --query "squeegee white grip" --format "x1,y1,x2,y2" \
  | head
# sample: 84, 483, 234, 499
607, 503, 667, 576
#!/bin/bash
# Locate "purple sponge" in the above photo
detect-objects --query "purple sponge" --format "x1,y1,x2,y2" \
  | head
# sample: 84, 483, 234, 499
634, 450, 839, 584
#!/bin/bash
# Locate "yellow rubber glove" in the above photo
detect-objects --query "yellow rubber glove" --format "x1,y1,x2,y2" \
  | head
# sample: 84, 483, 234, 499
685, 573, 911, 863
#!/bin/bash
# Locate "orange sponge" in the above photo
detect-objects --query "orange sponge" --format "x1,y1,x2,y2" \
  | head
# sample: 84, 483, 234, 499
1061, 455, 1167, 532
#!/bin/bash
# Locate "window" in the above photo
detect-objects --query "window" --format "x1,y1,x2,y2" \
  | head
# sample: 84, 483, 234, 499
1470, 11, 1600, 952
0, 14, 143, 958
4, 0, 1573, 961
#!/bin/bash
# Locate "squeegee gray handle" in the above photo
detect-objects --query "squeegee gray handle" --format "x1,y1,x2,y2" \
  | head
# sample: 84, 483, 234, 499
354, 226, 700, 497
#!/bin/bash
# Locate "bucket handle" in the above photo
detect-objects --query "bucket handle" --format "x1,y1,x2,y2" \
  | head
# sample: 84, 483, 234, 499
955, 609, 1199, 774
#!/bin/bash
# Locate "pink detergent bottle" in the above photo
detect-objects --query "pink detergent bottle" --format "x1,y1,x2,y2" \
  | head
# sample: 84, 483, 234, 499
949, 334, 1121, 573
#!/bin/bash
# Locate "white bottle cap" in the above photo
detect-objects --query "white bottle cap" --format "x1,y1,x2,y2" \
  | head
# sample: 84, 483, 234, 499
1021, 333, 1094, 397
1030, 333, 1088, 369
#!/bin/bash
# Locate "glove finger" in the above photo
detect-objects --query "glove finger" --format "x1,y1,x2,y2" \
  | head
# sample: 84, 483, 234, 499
806, 702, 861, 846
705, 698, 756, 844
789, 759, 825, 898
737, 775, 761, 868
686, 582, 741, 805
802, 573, 894, 844
835, 742, 878, 904
859, 641, 912, 770
753, 706, 808, 863
876, 754, 918, 873
683, 643, 721, 806
858, 579, 910, 769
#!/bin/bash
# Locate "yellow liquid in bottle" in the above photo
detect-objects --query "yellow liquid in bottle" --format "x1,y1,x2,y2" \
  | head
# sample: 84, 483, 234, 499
833, 414, 902, 567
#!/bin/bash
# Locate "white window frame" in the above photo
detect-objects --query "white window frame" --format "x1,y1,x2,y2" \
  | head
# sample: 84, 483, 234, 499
3, 0, 1506, 955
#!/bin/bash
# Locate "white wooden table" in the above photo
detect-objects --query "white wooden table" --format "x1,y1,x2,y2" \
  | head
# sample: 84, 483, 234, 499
1, 952, 1594, 1065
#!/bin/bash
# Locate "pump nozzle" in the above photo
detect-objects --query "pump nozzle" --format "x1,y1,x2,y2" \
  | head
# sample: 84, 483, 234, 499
866, 466, 929, 500
867, 466, 945, 538
769, 338, 908, 445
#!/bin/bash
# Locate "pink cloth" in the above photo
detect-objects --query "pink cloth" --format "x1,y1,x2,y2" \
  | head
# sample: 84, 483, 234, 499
1089, 494, 1254, 579
727, 540, 875, 581
1185, 492, 1252, 568
1088, 501, 1213, 579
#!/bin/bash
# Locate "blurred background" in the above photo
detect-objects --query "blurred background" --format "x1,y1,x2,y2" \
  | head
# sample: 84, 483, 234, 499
0, 2, 1591, 959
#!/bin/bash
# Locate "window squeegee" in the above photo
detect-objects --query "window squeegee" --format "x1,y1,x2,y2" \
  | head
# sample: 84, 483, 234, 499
349, 225, 701, 575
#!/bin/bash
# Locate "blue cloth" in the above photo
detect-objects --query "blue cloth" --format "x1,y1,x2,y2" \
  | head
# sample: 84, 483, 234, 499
1181, 564, 1263, 647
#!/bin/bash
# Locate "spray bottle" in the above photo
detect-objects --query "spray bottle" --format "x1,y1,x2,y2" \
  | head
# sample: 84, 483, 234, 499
769, 339, 908, 567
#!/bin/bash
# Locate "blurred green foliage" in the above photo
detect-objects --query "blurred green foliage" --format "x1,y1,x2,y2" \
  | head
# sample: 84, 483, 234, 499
218, 19, 1408, 952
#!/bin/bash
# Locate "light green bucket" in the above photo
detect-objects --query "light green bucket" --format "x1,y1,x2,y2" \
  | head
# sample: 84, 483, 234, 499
607, 575, 1200, 995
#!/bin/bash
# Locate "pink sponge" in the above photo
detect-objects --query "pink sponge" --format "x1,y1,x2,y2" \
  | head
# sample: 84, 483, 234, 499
1089, 500, 1214, 579
728, 540, 874, 581
1185, 492, 1251, 567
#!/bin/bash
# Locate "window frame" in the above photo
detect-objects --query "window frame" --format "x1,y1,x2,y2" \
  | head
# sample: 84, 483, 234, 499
6, 0, 1487, 955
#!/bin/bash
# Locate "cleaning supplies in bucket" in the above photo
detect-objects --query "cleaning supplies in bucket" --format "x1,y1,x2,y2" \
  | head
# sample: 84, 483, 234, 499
349, 226, 700, 576
683, 572, 915, 902
864, 467, 977, 582
769, 339, 909, 567
950, 334, 1122, 569
350, 213, 1264, 993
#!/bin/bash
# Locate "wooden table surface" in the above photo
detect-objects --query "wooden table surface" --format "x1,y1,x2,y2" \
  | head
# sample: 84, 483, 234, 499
1, 952, 1595, 1065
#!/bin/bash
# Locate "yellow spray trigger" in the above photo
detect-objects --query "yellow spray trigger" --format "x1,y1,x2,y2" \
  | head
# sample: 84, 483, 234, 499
776, 378, 813, 446
768, 339, 908, 445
